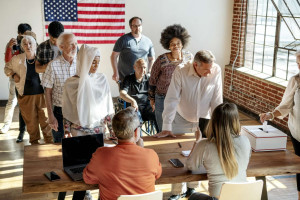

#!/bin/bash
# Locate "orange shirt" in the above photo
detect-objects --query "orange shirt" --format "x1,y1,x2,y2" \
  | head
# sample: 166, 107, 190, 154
83, 142, 162, 200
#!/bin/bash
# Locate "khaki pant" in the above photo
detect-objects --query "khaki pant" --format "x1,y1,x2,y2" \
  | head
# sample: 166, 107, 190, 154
18, 94, 53, 144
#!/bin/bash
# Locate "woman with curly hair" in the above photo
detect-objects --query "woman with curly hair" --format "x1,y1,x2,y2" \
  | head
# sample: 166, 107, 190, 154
149, 24, 193, 133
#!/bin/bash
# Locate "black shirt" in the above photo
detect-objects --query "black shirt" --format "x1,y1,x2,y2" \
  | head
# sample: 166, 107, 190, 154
23, 59, 44, 95
120, 73, 150, 106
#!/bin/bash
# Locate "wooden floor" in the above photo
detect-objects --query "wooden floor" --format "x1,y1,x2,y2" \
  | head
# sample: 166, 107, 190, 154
0, 106, 298, 200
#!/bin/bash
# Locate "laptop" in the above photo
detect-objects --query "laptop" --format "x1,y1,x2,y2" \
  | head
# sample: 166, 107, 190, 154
62, 134, 104, 181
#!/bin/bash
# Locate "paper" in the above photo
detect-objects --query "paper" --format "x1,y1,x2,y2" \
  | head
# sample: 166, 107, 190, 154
263, 121, 268, 133
181, 150, 191, 157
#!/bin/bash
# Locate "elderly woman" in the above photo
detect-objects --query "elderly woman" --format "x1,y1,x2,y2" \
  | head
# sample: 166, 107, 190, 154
260, 50, 300, 199
4, 35, 53, 144
149, 24, 193, 132
62, 44, 114, 138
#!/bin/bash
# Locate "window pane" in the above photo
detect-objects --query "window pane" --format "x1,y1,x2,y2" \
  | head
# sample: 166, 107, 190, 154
263, 46, 274, 66
276, 49, 288, 71
287, 52, 299, 79
257, 0, 268, 16
285, 0, 300, 17
275, 69, 287, 79
263, 65, 273, 75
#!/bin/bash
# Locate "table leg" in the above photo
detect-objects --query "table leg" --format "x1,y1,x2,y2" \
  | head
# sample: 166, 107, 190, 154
256, 176, 268, 200
58, 191, 66, 200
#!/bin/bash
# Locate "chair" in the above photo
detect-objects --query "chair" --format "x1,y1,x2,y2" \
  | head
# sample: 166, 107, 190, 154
117, 190, 163, 200
219, 180, 263, 200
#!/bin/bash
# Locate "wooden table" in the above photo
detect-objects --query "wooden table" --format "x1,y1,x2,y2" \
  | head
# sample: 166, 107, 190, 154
23, 134, 300, 199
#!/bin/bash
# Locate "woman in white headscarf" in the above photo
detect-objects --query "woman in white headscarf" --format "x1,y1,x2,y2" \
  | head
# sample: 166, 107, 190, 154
62, 44, 115, 138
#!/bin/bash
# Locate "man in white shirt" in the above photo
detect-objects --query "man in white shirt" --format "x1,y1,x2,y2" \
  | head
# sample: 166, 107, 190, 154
153, 50, 223, 200
42, 33, 77, 143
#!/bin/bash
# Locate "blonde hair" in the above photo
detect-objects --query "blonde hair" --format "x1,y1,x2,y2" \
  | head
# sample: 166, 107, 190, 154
206, 103, 240, 180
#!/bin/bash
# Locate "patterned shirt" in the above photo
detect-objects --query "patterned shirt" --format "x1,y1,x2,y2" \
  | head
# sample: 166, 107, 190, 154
149, 51, 193, 100
36, 39, 61, 65
42, 55, 77, 107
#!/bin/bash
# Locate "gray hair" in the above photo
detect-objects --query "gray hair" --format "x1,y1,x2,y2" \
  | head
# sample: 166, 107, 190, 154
194, 50, 215, 65
134, 58, 146, 67
112, 107, 140, 140
21, 35, 37, 51
57, 32, 75, 50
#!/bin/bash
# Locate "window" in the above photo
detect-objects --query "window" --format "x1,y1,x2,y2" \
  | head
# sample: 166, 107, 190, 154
244, 0, 300, 80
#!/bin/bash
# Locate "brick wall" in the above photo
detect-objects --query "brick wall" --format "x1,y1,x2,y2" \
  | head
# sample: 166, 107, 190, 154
225, 0, 289, 132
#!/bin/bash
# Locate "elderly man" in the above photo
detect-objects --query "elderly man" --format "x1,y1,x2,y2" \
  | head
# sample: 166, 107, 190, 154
154, 50, 223, 200
83, 107, 162, 200
35, 21, 64, 73
42, 33, 77, 143
111, 16, 155, 82
120, 58, 158, 131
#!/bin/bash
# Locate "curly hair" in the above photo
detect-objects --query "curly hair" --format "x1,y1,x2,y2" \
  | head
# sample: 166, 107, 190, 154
48, 21, 64, 38
160, 24, 190, 50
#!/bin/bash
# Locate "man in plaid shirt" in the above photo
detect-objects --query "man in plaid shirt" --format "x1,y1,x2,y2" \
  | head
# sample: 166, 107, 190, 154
35, 21, 64, 73
42, 33, 77, 143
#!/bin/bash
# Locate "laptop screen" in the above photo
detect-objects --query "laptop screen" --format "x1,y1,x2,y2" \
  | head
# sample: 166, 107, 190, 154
62, 134, 104, 168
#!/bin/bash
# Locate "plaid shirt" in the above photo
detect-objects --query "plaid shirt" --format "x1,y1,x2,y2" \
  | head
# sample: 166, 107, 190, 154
42, 55, 77, 107
36, 39, 61, 65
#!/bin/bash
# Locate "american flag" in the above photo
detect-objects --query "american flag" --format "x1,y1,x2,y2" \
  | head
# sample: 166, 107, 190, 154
43, 0, 125, 44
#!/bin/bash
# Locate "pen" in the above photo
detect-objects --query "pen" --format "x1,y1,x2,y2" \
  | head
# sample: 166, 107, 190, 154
178, 142, 182, 148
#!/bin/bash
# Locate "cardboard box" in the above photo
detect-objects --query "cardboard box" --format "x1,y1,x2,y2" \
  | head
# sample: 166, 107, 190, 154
241, 125, 287, 152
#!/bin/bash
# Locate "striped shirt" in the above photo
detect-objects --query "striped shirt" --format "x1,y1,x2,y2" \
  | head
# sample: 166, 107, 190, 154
36, 39, 61, 65
42, 55, 77, 107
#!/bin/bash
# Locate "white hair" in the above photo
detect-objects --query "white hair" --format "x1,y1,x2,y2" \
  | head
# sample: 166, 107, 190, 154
21, 35, 37, 51
57, 32, 76, 50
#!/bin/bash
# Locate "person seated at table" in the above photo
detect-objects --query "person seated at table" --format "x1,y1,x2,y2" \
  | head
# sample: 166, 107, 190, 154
186, 103, 251, 200
83, 107, 162, 200
62, 44, 115, 138
119, 58, 159, 132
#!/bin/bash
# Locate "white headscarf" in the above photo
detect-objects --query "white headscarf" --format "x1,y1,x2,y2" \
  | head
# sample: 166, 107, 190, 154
62, 44, 114, 128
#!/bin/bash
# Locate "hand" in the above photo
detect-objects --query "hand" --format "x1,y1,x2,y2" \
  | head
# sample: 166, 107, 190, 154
195, 128, 202, 142
153, 130, 176, 138
48, 114, 58, 131
64, 131, 72, 138
150, 99, 155, 112
8, 38, 17, 49
136, 138, 144, 147
131, 100, 138, 110
13, 74, 20, 83
260, 113, 272, 123
112, 73, 119, 82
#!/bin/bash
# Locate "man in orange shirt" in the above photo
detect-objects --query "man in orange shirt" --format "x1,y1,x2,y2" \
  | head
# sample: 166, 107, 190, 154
83, 107, 162, 200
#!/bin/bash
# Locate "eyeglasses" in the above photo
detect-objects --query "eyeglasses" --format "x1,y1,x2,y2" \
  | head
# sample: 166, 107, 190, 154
131, 24, 142, 28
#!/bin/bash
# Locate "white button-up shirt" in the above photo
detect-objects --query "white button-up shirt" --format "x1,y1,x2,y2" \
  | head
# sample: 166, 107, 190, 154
162, 62, 223, 131
42, 55, 77, 107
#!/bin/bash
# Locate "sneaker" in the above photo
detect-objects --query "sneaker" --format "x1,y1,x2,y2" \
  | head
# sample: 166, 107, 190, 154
0, 124, 10, 134
185, 187, 196, 197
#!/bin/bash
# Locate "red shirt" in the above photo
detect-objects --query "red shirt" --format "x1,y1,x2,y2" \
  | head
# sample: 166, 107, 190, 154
83, 142, 162, 200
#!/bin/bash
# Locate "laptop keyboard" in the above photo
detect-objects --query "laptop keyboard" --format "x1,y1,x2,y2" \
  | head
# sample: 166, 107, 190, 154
70, 166, 85, 174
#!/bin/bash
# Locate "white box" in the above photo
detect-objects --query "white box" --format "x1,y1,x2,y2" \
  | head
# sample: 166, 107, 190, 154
241, 125, 287, 152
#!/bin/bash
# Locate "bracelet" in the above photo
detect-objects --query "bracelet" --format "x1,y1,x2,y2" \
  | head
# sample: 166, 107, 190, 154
267, 112, 274, 121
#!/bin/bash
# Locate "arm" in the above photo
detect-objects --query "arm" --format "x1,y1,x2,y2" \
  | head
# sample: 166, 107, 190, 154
210, 64, 223, 112
186, 139, 206, 171
103, 113, 115, 137
4, 56, 21, 83
153, 67, 181, 138
35, 60, 48, 73
83, 149, 101, 184
4, 38, 17, 63
119, 90, 138, 110
260, 77, 297, 122
147, 56, 155, 73
110, 51, 120, 82
45, 88, 58, 131
148, 56, 162, 110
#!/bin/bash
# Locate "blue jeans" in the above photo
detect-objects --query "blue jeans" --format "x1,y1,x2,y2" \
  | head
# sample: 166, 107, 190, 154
154, 94, 165, 132
189, 193, 218, 200
52, 106, 64, 143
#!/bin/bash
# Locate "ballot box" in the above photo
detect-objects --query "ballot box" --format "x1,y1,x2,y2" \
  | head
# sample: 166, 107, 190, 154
241, 125, 287, 152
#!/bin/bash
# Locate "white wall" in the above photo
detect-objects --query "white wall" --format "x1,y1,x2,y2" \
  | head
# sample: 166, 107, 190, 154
0, 0, 233, 99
